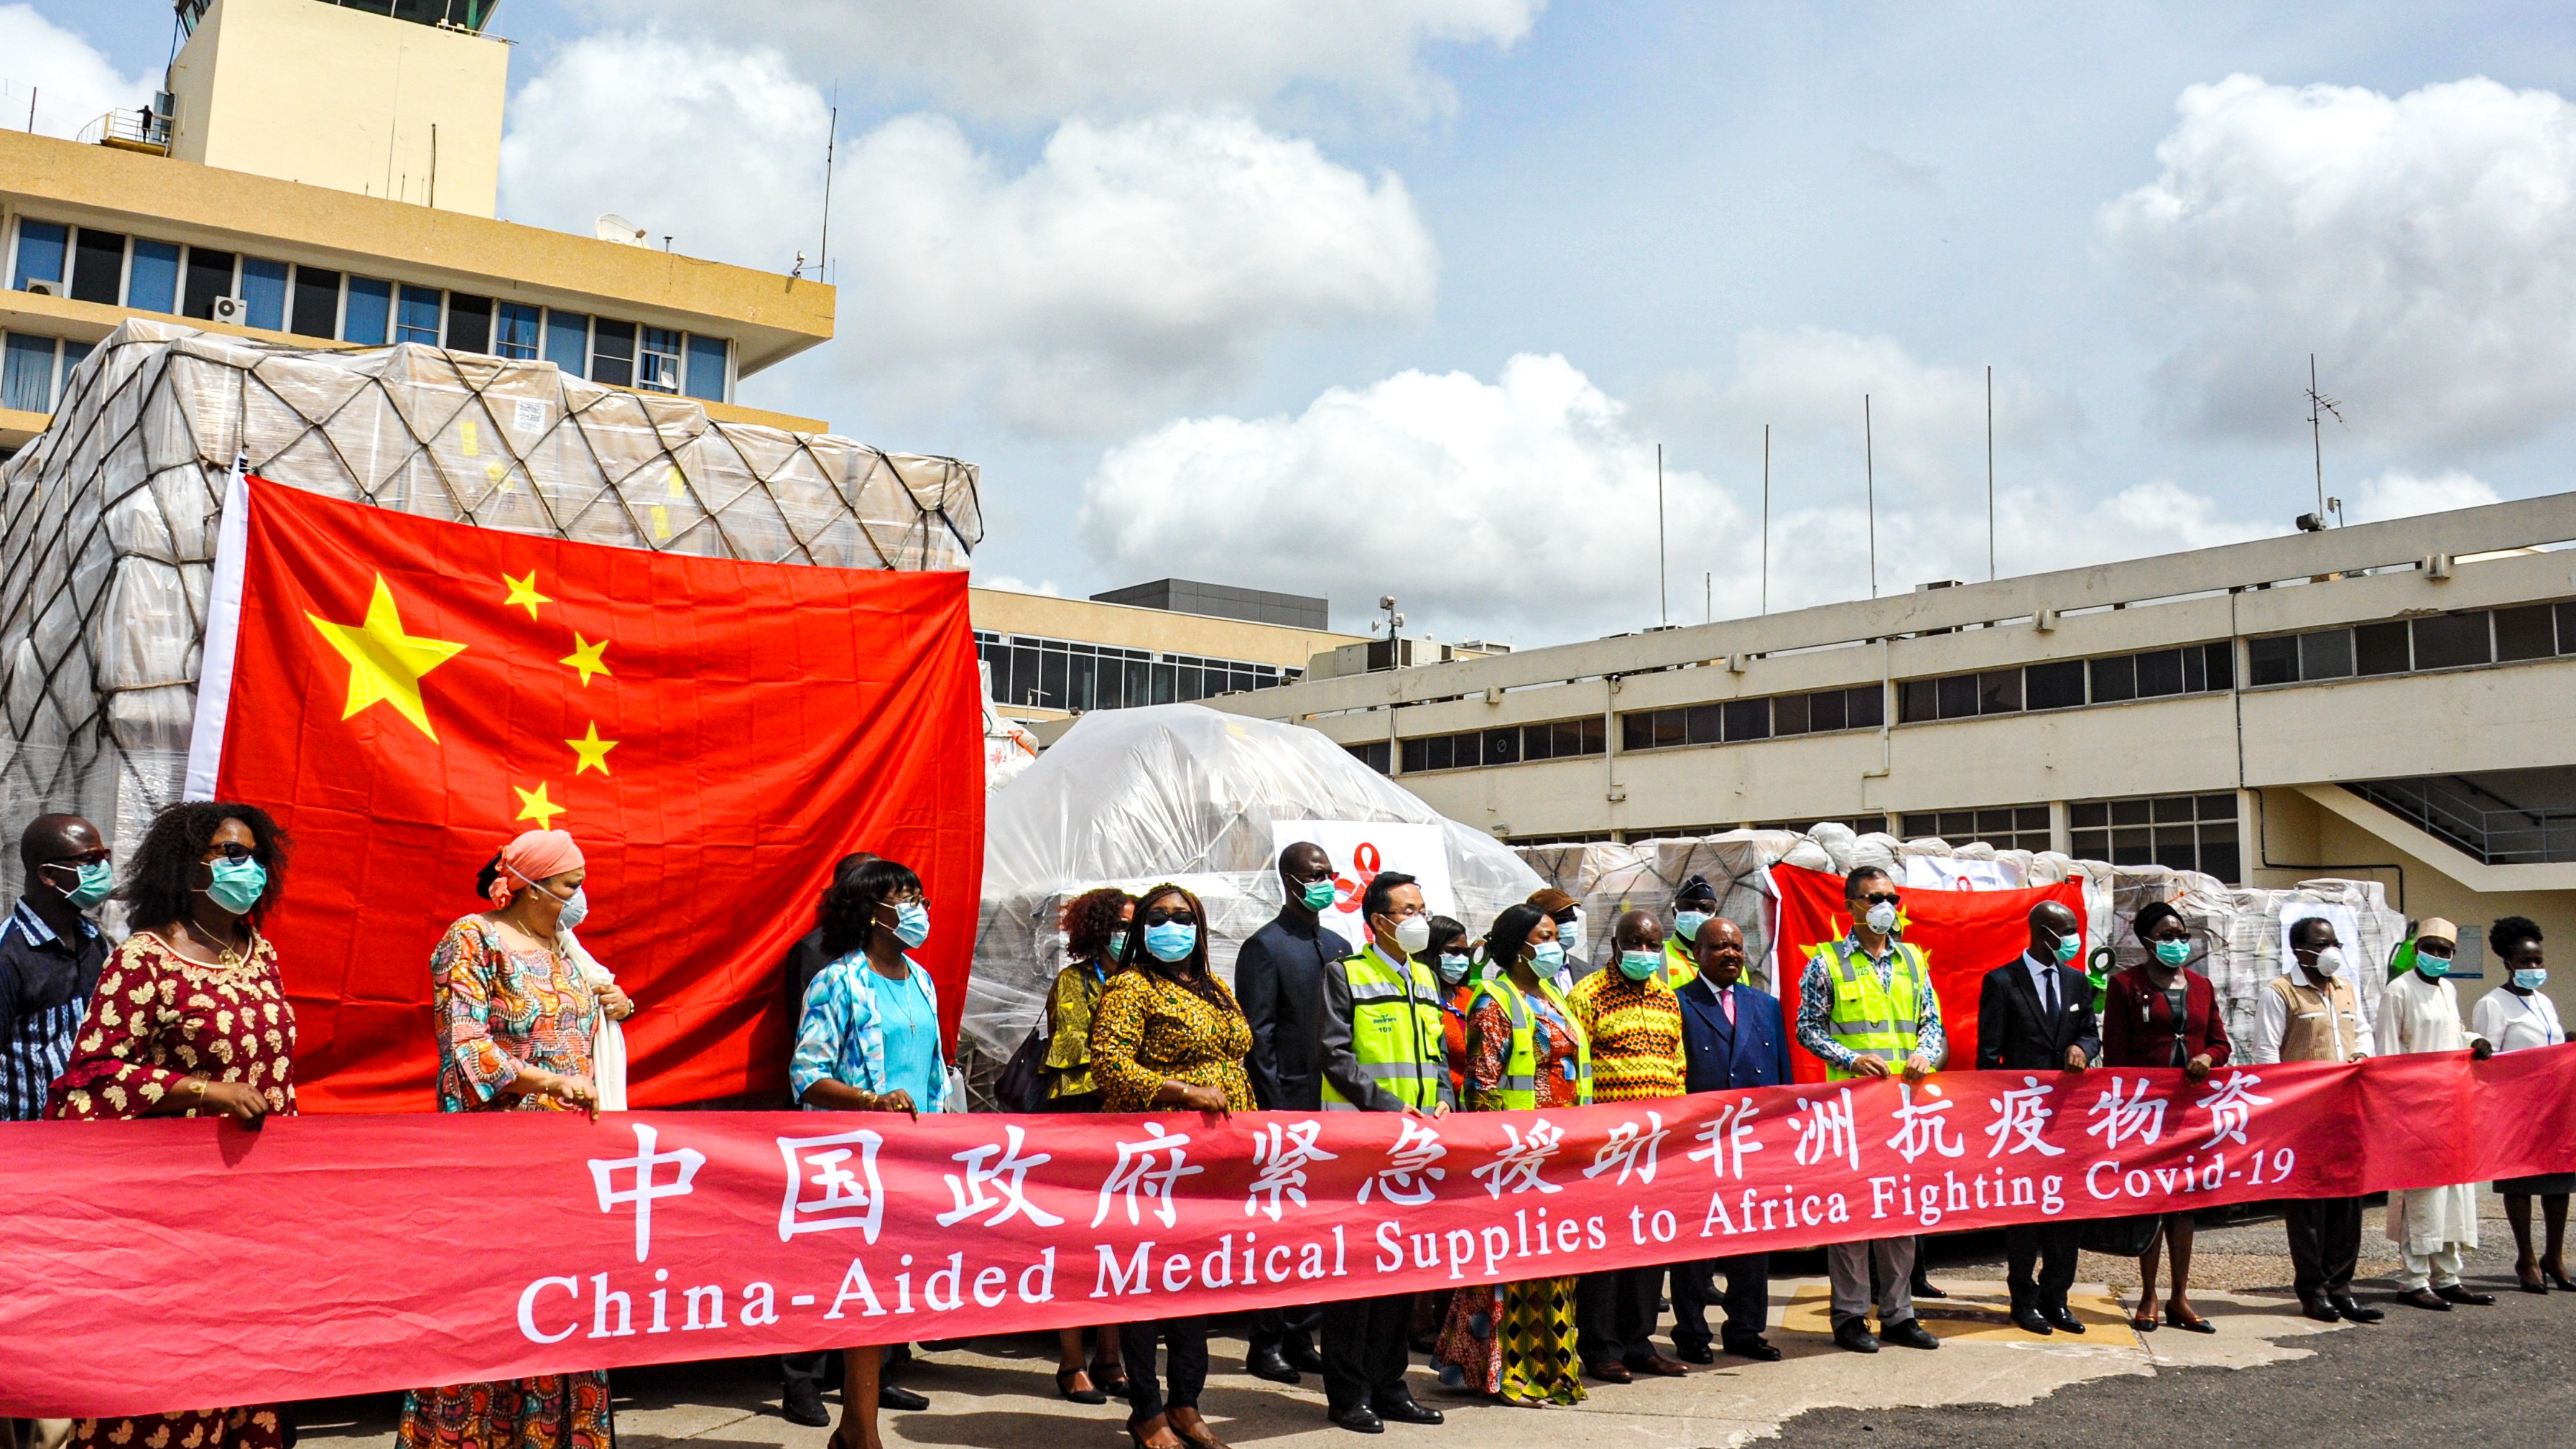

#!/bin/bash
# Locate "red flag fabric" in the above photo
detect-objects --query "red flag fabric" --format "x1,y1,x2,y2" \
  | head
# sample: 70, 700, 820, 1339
195, 478, 983, 1110
1769, 863, 2085, 1082
7, 1048, 2576, 1417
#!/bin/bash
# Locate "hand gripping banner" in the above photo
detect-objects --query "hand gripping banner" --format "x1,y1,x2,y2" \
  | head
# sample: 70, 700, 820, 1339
7, 1048, 2575, 1417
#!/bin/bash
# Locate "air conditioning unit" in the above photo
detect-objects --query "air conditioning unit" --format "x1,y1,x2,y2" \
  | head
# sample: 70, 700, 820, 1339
22, 279, 62, 298
210, 295, 248, 324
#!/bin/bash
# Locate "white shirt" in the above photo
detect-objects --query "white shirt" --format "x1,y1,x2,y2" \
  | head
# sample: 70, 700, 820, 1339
2376, 968, 2483, 1057
2472, 986, 2565, 1055
2248, 966, 2376, 1065
2023, 951, 2065, 1016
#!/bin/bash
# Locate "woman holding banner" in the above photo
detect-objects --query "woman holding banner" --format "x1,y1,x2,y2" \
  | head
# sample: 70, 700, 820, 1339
1042, 886, 1134, 1404
398, 829, 611, 1449
2473, 917, 2573, 1293
1434, 904, 1589, 1407
1090, 883, 1251, 1449
2102, 901, 2230, 1333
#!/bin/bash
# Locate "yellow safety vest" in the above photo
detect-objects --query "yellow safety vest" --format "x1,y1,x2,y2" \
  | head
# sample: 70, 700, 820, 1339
1324, 946, 1449, 1111
1660, 935, 1701, 992
1470, 973, 1592, 1110
1821, 938, 1935, 1080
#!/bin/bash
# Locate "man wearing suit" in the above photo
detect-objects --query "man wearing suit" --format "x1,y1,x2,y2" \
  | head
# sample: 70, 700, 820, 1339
1233, 841, 1346, 1383
1672, 918, 1788, 1362
1975, 899, 2100, 1335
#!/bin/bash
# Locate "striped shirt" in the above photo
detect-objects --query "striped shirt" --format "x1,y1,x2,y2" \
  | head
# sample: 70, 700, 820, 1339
0, 897, 106, 1121
1566, 966, 1686, 1102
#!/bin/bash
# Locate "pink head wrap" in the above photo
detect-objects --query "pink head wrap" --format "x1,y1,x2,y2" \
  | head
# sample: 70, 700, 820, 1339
487, 830, 585, 909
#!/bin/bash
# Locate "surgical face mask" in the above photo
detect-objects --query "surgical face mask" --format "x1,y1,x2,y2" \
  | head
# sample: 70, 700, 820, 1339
200, 857, 267, 915
2307, 945, 2344, 978
2514, 968, 2549, 991
2154, 939, 2192, 968
50, 860, 114, 910
555, 886, 590, 932
1530, 940, 1567, 971
2051, 932, 2081, 965
1618, 949, 1659, 981
1557, 915, 1583, 956
1674, 909, 1712, 943
893, 899, 931, 950
1144, 921, 1197, 963
1299, 877, 1337, 912
2414, 946, 2452, 978
1391, 914, 1432, 957
1436, 953, 1473, 985
1863, 900, 1899, 935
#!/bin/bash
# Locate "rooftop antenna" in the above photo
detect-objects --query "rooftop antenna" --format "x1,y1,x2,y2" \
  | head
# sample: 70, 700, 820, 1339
1656, 443, 1668, 626
1985, 364, 1996, 582
819, 98, 838, 284
2306, 353, 2344, 524
1864, 394, 1878, 600
1761, 423, 1771, 616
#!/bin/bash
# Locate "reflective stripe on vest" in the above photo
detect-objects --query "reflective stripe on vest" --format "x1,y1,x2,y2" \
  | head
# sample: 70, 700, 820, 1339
1822, 938, 1927, 1081
1470, 975, 1593, 1111
1322, 947, 1448, 1111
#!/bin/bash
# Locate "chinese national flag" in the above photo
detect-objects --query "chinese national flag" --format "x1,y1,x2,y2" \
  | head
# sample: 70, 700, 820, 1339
1769, 863, 2083, 1083
194, 478, 984, 1111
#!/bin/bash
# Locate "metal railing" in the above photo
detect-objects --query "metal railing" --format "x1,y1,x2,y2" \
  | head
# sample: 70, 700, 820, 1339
2346, 777, 2576, 865
79, 108, 170, 153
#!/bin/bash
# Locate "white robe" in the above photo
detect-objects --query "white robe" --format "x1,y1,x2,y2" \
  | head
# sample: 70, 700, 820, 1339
560, 927, 629, 1112
2376, 969, 2484, 1254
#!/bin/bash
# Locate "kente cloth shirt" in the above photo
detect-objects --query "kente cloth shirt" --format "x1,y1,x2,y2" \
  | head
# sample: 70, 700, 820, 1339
791, 951, 950, 1112
1793, 932, 1948, 1070
1565, 966, 1685, 1102
0, 896, 106, 1121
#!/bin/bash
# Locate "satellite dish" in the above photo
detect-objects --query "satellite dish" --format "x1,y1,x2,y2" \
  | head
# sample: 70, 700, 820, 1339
595, 213, 649, 247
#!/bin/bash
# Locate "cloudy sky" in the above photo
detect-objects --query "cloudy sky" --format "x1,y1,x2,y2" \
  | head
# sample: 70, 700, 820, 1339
13, 1, 2576, 645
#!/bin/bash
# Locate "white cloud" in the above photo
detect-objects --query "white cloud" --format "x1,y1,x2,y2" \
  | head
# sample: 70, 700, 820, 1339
2101, 73, 2576, 457
2348, 468, 2500, 524
649, 0, 1542, 119
0, 4, 156, 142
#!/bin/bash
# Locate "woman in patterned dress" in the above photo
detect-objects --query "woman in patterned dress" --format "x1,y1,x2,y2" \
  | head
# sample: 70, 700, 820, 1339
1088, 884, 1251, 1449
1040, 886, 1135, 1404
50, 801, 297, 1449
1435, 905, 1588, 1407
397, 830, 612, 1449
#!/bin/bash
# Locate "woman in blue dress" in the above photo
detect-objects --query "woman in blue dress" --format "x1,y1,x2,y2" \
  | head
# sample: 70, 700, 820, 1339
791, 857, 949, 1449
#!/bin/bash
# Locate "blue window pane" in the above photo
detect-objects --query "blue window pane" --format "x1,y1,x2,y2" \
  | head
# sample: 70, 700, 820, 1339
241, 258, 289, 331
12, 221, 66, 290
60, 339, 94, 397
395, 284, 442, 345
128, 240, 180, 314
545, 311, 589, 378
3, 333, 57, 412
684, 334, 727, 401
638, 326, 681, 392
343, 277, 391, 343
495, 303, 540, 360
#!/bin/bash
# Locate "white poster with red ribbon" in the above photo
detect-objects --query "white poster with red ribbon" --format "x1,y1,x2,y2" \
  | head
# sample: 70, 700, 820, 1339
1269, 820, 1456, 936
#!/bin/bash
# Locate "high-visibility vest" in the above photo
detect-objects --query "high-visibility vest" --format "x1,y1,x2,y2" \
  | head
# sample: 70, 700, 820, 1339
1820, 938, 1934, 1080
1470, 973, 1593, 1110
1660, 935, 1701, 992
1323, 945, 1449, 1111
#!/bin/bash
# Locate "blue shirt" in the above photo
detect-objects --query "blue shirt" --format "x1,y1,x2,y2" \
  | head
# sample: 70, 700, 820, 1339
0, 898, 106, 1121
789, 951, 949, 1112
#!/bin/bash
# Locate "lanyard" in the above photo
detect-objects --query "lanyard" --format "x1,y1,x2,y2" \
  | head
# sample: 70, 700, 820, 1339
2516, 992, 2562, 1047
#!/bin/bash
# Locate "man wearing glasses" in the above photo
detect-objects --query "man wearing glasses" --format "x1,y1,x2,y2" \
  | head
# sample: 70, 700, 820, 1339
1, 814, 113, 1121
1792, 866, 1947, 1353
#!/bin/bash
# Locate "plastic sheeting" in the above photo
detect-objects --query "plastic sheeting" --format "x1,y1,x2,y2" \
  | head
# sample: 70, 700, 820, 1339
0, 320, 981, 892
965, 703, 1545, 1065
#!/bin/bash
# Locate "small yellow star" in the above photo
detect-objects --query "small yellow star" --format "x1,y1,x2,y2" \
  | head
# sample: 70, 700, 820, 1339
502, 570, 551, 621
567, 721, 618, 776
513, 780, 565, 828
305, 575, 466, 741
560, 632, 611, 685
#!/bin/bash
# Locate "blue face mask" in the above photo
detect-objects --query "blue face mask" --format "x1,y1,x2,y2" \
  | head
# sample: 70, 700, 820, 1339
892, 899, 930, 949
50, 860, 114, 909
1530, 940, 1567, 971
1618, 949, 1659, 981
2415, 948, 2452, 979
2154, 938, 2191, 968
1436, 953, 1473, 985
1674, 909, 1712, 943
2051, 932, 2081, 965
202, 857, 266, 915
2514, 968, 2548, 991
1144, 921, 1197, 963
1299, 878, 1338, 912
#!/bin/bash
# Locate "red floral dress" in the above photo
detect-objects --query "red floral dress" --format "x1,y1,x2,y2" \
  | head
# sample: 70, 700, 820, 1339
50, 930, 296, 1449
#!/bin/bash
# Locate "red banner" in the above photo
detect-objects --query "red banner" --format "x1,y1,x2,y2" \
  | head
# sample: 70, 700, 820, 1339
1770, 863, 2085, 1082
195, 478, 984, 1109
8, 1049, 2575, 1417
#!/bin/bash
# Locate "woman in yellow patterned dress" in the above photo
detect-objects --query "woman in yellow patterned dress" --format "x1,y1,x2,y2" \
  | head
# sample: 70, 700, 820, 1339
397, 830, 611, 1449
50, 802, 297, 1449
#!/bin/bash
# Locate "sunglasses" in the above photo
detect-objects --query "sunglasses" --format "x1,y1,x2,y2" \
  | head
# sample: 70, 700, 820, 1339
202, 843, 257, 863
1142, 908, 1197, 927
1858, 892, 1901, 906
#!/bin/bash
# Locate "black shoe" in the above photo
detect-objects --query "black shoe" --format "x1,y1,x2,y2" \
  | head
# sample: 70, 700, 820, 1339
1672, 1342, 1714, 1365
1832, 1318, 1879, 1354
2330, 1295, 2385, 1324
1284, 1340, 1328, 1374
1910, 1271, 1947, 1300
2299, 1297, 2341, 1323
2043, 1306, 2086, 1335
2396, 1287, 2452, 1312
2009, 1307, 2054, 1335
2437, 1284, 2496, 1306
1880, 1318, 1941, 1351
1377, 1399, 1443, 1426
879, 1384, 929, 1411
780, 1378, 831, 1427
1246, 1348, 1301, 1385
1723, 1338, 1783, 1363
1330, 1407, 1384, 1435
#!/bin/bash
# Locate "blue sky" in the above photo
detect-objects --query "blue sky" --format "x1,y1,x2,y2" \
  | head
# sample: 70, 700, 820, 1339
17, 1, 2576, 644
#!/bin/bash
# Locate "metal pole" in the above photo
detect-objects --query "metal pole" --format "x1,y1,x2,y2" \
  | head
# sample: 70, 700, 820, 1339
1656, 443, 1667, 626
1761, 424, 1771, 615
1986, 364, 1995, 582
2309, 353, 2325, 520
820, 104, 838, 280
1865, 394, 1878, 600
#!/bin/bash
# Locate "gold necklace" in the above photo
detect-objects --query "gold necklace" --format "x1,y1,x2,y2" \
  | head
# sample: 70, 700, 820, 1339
159, 927, 248, 969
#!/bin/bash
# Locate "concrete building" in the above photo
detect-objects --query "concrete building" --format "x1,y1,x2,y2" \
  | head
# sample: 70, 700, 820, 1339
3, 0, 833, 455
1213, 491, 2576, 986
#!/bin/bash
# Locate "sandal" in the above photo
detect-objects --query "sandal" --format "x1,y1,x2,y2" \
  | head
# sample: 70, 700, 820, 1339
1168, 1413, 1230, 1449
1126, 1415, 1184, 1449
1056, 1367, 1107, 1405
2162, 1306, 2216, 1334
1090, 1358, 1130, 1397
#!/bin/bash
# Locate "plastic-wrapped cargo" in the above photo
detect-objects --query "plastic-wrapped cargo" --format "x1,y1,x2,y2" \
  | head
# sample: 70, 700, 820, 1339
965, 703, 1546, 1071
0, 320, 981, 886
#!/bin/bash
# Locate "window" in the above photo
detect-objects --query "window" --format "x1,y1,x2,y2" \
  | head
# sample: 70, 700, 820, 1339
545, 311, 589, 377
590, 318, 636, 387
2133, 648, 2184, 698
182, 248, 236, 320
2298, 628, 2354, 680
2251, 608, 2576, 686
2248, 634, 2297, 686
445, 293, 492, 353
685, 334, 728, 402
1403, 718, 1605, 773
70, 229, 126, 305
395, 284, 443, 345
2026, 659, 2085, 710
1627, 685, 1876, 750
1346, 741, 1391, 774
343, 277, 392, 344
11, 220, 66, 291
2354, 620, 2409, 676
291, 267, 340, 339
239, 257, 288, 331
127, 241, 178, 314
1900, 805, 2052, 853
2070, 792, 2240, 883
494, 303, 541, 360
2, 333, 57, 412
974, 630, 1294, 714
2496, 605, 2557, 662
2412, 611, 2491, 671
2089, 654, 2135, 703
638, 328, 682, 393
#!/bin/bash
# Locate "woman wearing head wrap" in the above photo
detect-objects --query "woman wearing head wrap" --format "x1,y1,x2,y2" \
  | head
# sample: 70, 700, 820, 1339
2100, 900, 2231, 1333
397, 829, 612, 1449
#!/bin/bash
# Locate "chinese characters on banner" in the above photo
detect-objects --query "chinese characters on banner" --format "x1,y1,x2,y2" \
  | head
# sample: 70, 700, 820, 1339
8, 1049, 2576, 1418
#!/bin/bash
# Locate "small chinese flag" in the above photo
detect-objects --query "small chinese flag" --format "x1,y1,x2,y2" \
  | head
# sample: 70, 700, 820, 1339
192, 478, 984, 1111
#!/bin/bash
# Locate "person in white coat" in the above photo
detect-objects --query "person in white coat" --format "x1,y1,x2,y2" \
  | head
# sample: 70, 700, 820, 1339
2470, 916, 2572, 1293
2374, 919, 2494, 1312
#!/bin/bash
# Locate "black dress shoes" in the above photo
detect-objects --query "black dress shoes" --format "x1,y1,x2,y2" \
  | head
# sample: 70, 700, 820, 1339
1672, 1342, 1715, 1365
879, 1384, 929, 1411
1284, 1340, 1328, 1374
1832, 1318, 1879, 1353
2299, 1296, 2341, 1323
1376, 1399, 1444, 1426
1246, 1348, 1301, 1385
1879, 1318, 1941, 1351
2437, 1284, 2496, 1306
1329, 1407, 1384, 1435
2329, 1295, 2386, 1323
2397, 1287, 2452, 1311
2009, 1307, 2053, 1335
2043, 1306, 2086, 1334
780, 1378, 831, 1427
1724, 1338, 1784, 1362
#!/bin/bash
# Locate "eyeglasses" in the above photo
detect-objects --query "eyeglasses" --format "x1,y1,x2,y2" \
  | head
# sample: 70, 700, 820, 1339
202, 843, 256, 863
1858, 892, 1901, 906
1142, 908, 1197, 927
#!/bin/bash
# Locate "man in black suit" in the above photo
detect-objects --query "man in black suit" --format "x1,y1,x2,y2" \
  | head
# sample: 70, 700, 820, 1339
1672, 918, 1789, 1362
1233, 841, 1348, 1383
1975, 899, 2100, 1335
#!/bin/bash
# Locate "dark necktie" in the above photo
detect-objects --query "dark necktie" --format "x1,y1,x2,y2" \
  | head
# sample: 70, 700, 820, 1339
2042, 965, 2059, 1019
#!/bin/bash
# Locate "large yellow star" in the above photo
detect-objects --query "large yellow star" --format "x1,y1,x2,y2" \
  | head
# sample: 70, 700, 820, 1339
513, 780, 565, 828
306, 576, 467, 741
566, 721, 617, 776
502, 570, 552, 621
561, 632, 611, 686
